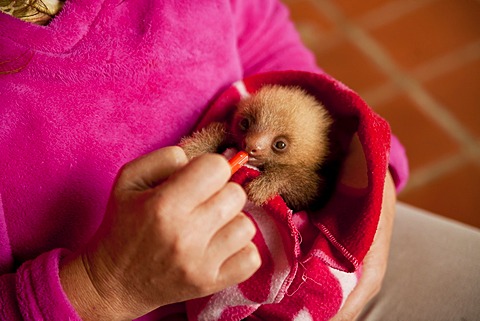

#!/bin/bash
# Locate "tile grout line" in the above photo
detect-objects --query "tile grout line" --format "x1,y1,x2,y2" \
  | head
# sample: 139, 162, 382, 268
361, 40, 480, 106
412, 40, 480, 82
467, 140, 480, 168
357, 0, 435, 31
400, 153, 468, 194
298, 25, 344, 55
360, 82, 398, 107
402, 140, 480, 194
313, 0, 480, 182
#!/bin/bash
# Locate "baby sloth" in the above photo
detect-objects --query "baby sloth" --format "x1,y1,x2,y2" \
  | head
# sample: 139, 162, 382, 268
180, 85, 333, 211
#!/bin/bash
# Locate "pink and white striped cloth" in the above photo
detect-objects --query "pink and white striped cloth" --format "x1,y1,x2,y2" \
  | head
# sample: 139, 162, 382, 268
148, 70, 391, 321
186, 165, 362, 321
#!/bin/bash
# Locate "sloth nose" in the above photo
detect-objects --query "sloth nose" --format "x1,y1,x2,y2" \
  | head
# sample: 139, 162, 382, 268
244, 136, 268, 156
246, 146, 262, 155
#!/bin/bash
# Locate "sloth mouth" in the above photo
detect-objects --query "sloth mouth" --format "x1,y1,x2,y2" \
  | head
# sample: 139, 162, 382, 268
247, 157, 265, 168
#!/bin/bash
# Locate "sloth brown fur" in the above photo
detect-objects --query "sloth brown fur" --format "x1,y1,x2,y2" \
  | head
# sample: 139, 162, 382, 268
180, 85, 333, 210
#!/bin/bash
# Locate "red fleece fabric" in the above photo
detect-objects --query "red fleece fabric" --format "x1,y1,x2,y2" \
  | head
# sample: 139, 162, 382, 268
198, 70, 390, 271
154, 70, 390, 321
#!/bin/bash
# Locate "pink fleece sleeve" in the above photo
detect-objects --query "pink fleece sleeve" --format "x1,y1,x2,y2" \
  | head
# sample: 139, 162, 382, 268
0, 197, 80, 320
231, 0, 409, 191
231, 0, 320, 75
0, 249, 81, 321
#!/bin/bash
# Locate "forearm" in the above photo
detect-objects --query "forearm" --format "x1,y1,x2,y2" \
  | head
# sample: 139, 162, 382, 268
330, 171, 397, 321
381, 171, 397, 240
365, 171, 397, 279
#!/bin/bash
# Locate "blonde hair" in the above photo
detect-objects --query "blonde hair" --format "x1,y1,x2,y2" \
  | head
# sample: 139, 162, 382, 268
0, 0, 64, 25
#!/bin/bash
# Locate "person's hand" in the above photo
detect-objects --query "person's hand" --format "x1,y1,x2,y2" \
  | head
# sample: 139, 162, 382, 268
330, 170, 396, 321
60, 146, 261, 321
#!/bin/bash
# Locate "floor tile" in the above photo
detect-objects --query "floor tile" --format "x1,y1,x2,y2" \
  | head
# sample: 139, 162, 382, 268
314, 40, 389, 93
423, 57, 480, 138
332, 0, 394, 19
283, 0, 334, 32
369, 0, 480, 69
283, 0, 336, 52
284, 0, 478, 227
372, 94, 460, 171
399, 162, 480, 228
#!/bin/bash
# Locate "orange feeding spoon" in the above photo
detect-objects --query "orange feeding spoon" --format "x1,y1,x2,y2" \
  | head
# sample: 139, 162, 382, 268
228, 151, 249, 175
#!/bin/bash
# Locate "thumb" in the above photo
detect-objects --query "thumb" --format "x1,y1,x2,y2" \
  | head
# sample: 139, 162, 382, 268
116, 146, 189, 191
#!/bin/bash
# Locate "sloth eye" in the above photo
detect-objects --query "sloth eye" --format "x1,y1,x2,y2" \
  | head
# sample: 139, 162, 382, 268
273, 140, 288, 151
239, 118, 250, 131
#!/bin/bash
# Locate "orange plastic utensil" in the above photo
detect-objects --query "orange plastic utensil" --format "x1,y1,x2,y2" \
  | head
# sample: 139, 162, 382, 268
228, 151, 249, 175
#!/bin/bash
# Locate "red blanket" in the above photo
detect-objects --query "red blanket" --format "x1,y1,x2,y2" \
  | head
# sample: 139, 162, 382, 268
147, 70, 390, 321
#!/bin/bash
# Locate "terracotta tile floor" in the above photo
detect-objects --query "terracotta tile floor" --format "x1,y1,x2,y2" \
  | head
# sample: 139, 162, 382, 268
283, 0, 480, 228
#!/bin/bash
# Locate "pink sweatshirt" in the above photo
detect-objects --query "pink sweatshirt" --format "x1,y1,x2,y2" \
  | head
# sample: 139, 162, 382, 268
0, 0, 408, 319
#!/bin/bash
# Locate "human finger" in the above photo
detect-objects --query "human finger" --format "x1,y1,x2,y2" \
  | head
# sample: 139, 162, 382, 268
207, 212, 257, 262
116, 146, 188, 191
194, 182, 247, 237
217, 242, 261, 288
158, 153, 231, 212
330, 267, 382, 321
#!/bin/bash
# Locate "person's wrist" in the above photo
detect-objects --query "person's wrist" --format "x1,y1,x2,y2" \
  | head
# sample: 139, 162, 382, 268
59, 251, 131, 321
